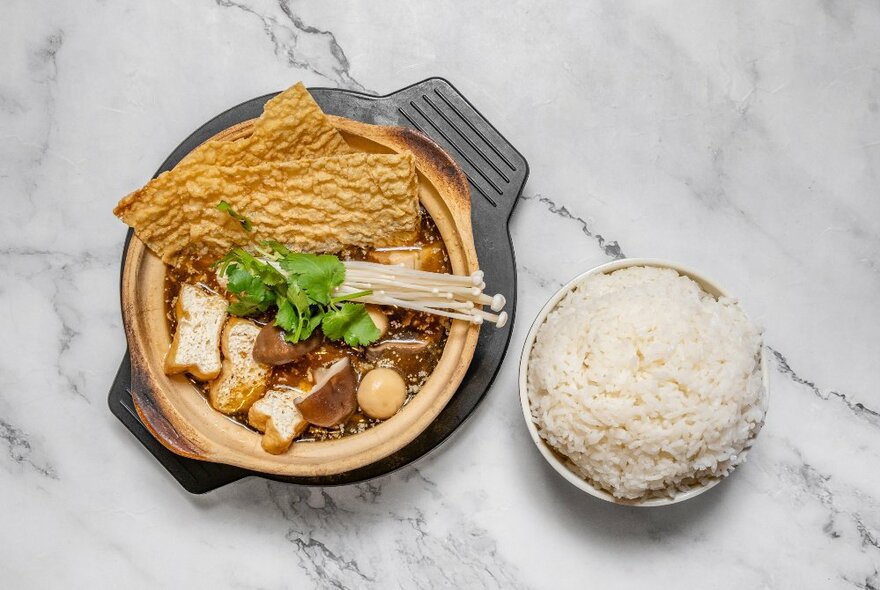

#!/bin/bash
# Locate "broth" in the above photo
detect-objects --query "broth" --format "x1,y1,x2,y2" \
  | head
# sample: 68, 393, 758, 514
164, 209, 451, 441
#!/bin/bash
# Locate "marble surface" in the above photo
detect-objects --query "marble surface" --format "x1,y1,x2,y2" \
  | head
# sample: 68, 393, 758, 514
2, 0, 879, 587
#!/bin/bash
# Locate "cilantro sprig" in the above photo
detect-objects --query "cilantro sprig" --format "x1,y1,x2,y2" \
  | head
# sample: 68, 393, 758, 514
213, 203, 380, 346
217, 200, 253, 232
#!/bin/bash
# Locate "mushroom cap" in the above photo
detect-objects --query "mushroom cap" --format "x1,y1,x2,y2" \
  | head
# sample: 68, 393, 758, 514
295, 357, 358, 427
365, 339, 428, 361
252, 324, 322, 366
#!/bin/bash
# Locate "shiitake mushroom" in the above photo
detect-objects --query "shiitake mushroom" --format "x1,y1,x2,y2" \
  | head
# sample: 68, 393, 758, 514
252, 325, 322, 366
295, 357, 358, 427
365, 339, 428, 360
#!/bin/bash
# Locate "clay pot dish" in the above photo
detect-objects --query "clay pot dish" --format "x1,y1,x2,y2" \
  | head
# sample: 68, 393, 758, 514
122, 116, 480, 477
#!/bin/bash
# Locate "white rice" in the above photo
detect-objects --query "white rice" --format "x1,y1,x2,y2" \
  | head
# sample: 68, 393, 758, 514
527, 266, 766, 500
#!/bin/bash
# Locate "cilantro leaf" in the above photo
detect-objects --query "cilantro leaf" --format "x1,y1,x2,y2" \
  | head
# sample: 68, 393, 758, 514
287, 313, 322, 343
262, 240, 292, 258
217, 200, 253, 232
321, 303, 381, 347
279, 253, 345, 305
260, 268, 286, 287
221, 253, 282, 316
225, 263, 254, 293
227, 297, 269, 316
213, 246, 378, 346
303, 314, 324, 340
286, 283, 310, 315
274, 298, 298, 333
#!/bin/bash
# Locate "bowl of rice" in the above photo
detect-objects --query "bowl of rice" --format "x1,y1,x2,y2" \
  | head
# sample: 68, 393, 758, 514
520, 259, 768, 506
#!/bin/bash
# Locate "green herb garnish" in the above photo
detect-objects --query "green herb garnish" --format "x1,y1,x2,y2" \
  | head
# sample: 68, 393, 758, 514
321, 303, 382, 347
217, 200, 253, 232
279, 253, 345, 305
214, 201, 379, 345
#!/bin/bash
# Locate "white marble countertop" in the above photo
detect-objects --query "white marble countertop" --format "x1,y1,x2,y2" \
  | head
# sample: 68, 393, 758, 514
3, 1, 879, 587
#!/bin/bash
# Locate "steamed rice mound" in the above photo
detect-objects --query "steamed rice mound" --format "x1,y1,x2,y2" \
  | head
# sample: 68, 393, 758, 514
527, 266, 765, 500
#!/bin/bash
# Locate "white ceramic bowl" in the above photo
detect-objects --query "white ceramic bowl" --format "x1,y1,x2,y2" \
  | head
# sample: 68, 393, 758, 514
519, 258, 770, 507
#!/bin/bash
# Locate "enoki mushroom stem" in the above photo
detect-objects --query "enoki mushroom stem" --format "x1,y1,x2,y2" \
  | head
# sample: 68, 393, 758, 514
336, 261, 508, 327
253, 257, 508, 327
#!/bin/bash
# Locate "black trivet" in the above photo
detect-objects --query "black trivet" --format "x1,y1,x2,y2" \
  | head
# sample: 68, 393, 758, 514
108, 78, 528, 493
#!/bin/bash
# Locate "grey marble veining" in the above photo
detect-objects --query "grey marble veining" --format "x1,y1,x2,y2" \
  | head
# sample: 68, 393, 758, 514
1, 0, 878, 588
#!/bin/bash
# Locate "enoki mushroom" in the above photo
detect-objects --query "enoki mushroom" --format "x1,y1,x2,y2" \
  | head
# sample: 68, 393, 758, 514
338, 260, 508, 327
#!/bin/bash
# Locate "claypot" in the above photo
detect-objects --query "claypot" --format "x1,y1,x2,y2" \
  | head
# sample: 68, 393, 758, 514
122, 116, 480, 476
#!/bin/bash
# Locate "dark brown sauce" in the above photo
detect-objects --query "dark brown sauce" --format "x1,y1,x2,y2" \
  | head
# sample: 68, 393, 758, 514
164, 209, 451, 442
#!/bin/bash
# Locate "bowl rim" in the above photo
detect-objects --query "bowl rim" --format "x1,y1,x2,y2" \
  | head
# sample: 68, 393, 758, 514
123, 116, 484, 476
517, 257, 770, 507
